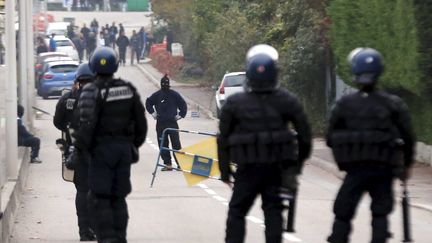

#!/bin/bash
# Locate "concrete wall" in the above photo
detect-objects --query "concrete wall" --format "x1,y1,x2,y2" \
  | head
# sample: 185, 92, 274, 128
0, 66, 6, 187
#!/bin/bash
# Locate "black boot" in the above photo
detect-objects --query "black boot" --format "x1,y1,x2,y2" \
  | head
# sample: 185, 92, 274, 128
80, 228, 97, 241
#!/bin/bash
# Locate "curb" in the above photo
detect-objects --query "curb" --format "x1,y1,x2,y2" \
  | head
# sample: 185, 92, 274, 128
1, 148, 30, 243
135, 64, 217, 121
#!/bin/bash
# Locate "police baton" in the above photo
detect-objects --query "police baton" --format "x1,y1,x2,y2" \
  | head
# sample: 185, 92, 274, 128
401, 179, 412, 242
282, 191, 297, 233
32, 106, 53, 117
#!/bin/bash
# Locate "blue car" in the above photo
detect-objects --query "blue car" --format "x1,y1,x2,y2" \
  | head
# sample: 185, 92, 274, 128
37, 60, 79, 99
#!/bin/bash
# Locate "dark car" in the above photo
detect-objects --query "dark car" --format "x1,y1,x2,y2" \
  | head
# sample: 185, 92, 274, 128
37, 60, 78, 99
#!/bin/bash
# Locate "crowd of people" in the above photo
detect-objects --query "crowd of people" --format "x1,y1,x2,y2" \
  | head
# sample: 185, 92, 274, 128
69, 19, 153, 64
35, 18, 154, 65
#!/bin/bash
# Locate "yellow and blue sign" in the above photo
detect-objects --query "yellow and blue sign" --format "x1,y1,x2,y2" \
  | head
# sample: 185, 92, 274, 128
175, 137, 220, 186
191, 156, 213, 177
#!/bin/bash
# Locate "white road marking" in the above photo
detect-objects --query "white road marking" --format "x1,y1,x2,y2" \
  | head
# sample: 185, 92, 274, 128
212, 195, 227, 202
204, 189, 217, 195
246, 216, 263, 224
283, 232, 302, 242
197, 183, 208, 189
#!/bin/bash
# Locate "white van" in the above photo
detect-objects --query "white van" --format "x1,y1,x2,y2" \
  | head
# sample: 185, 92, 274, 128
46, 22, 70, 37
44, 36, 79, 61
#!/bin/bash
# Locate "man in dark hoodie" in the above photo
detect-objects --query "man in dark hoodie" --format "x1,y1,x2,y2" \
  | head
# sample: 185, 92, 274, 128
116, 30, 129, 66
145, 74, 187, 171
17, 104, 42, 163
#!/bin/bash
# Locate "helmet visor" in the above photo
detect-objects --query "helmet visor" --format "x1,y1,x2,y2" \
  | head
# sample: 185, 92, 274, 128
355, 73, 376, 85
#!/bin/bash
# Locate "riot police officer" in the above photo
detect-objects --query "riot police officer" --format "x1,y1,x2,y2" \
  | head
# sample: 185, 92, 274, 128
217, 44, 312, 243
326, 48, 416, 243
72, 46, 147, 243
53, 62, 96, 241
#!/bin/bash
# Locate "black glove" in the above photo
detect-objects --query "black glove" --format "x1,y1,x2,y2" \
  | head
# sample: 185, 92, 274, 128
65, 151, 79, 170
131, 146, 139, 163
65, 149, 90, 170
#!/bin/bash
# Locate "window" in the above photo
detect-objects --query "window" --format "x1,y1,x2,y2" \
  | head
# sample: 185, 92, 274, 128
224, 74, 246, 87
50, 64, 78, 73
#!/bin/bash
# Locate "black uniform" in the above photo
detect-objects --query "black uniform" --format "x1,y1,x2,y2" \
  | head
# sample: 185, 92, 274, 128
54, 89, 94, 239
116, 35, 129, 65
145, 88, 187, 168
326, 90, 415, 243
73, 77, 147, 242
218, 88, 312, 243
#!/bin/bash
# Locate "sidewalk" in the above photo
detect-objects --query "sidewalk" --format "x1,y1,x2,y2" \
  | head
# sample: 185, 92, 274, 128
137, 62, 432, 213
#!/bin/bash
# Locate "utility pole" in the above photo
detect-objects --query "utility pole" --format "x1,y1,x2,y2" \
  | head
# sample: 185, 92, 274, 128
26, 0, 35, 126
5, 0, 19, 179
19, 0, 28, 123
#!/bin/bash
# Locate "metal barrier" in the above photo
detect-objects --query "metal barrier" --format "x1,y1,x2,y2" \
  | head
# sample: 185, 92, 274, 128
150, 128, 219, 187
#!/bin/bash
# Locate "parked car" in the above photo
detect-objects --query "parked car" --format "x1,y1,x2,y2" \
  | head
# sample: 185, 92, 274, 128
45, 21, 69, 37
34, 52, 71, 87
44, 36, 79, 61
215, 72, 246, 118
37, 60, 79, 99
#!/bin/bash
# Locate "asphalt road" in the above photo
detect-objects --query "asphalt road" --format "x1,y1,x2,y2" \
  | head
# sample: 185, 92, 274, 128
9, 64, 432, 243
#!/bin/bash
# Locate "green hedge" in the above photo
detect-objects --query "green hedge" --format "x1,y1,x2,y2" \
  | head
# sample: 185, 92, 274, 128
328, 0, 431, 143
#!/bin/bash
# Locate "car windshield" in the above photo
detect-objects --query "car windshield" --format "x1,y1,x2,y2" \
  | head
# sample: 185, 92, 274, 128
50, 64, 77, 73
56, 40, 72, 47
224, 74, 246, 87
49, 29, 67, 35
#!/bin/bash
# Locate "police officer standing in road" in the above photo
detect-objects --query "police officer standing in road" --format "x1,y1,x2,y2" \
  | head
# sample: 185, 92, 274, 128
217, 44, 312, 243
72, 46, 147, 243
326, 48, 416, 243
53, 62, 96, 241
146, 74, 187, 171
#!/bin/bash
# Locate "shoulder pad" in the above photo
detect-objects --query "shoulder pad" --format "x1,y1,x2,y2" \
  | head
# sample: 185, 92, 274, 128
81, 83, 100, 99
60, 90, 72, 99
83, 82, 98, 91
114, 78, 138, 92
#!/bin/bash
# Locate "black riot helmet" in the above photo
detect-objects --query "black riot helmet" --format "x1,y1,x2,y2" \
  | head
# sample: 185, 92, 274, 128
160, 74, 170, 90
89, 46, 119, 75
75, 62, 95, 83
348, 47, 384, 85
245, 44, 279, 92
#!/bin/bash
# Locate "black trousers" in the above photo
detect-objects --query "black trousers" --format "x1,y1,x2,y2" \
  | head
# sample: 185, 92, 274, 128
88, 142, 133, 242
156, 121, 181, 166
118, 48, 126, 64
327, 168, 394, 243
74, 159, 93, 236
226, 164, 284, 243
130, 47, 140, 64
19, 136, 40, 159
